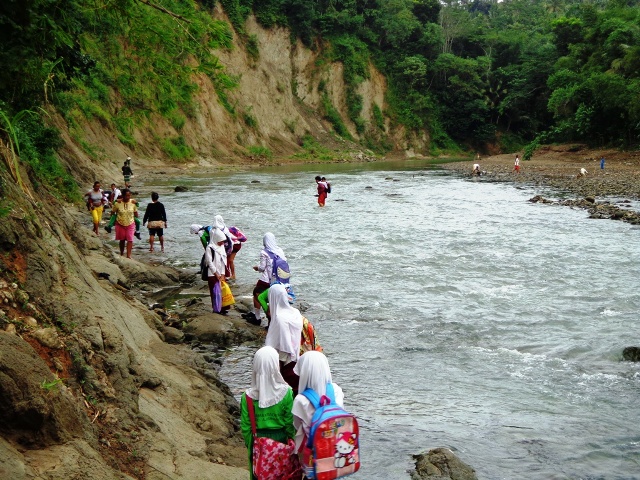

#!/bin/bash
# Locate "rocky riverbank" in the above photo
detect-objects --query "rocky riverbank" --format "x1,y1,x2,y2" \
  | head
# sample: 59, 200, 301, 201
441, 145, 640, 225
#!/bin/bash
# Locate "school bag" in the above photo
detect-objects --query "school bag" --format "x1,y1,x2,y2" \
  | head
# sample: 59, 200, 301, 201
326, 182, 331, 194
265, 251, 291, 284
228, 226, 247, 242
300, 383, 360, 480
300, 316, 323, 355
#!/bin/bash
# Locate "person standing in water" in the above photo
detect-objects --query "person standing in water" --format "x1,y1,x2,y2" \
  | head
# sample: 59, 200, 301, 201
142, 192, 167, 253
315, 176, 328, 207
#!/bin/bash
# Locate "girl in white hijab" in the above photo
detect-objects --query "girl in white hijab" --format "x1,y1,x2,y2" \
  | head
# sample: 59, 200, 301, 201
214, 214, 243, 280
240, 346, 295, 479
251, 232, 287, 326
266, 283, 303, 393
292, 351, 344, 451
205, 228, 228, 313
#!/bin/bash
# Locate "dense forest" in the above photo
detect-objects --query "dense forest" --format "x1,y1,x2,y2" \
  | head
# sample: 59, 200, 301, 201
0, 0, 639, 199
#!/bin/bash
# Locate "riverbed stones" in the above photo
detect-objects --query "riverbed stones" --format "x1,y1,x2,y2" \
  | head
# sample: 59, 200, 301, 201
162, 325, 185, 343
411, 448, 478, 480
174, 185, 190, 192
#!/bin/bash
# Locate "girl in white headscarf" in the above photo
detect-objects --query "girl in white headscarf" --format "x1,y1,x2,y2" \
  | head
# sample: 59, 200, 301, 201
265, 284, 303, 394
250, 232, 287, 327
240, 346, 295, 480
292, 351, 344, 451
205, 229, 228, 313
214, 214, 243, 280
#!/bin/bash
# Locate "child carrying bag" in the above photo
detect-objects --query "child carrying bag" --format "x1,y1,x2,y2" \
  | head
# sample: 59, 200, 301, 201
300, 384, 360, 480
246, 396, 301, 480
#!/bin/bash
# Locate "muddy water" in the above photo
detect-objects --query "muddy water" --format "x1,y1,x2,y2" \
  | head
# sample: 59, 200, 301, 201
140, 160, 640, 479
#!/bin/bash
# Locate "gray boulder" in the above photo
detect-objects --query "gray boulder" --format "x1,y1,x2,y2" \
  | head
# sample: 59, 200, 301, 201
622, 346, 640, 362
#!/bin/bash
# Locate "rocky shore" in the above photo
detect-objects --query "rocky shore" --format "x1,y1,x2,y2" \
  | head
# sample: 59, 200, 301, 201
441, 145, 640, 225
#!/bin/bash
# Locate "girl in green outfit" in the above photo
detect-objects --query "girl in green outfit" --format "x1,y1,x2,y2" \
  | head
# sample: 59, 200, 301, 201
240, 346, 296, 479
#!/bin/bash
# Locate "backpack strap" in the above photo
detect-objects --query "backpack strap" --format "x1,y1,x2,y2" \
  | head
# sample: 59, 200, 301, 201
301, 388, 321, 409
324, 383, 335, 404
246, 395, 258, 437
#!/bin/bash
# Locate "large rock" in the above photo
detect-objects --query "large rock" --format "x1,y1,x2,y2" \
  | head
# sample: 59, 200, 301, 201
0, 332, 88, 447
622, 346, 640, 362
411, 447, 478, 480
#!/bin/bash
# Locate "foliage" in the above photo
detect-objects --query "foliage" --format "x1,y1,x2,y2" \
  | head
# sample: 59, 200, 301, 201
321, 94, 352, 140
162, 136, 194, 161
292, 134, 333, 161
247, 145, 273, 159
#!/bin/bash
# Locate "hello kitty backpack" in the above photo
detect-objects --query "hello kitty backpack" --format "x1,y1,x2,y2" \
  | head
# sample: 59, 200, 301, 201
300, 383, 360, 479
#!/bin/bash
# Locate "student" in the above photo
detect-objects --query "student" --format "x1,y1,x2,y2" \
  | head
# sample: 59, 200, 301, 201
213, 215, 234, 277
472, 163, 481, 176
251, 232, 286, 327
600, 157, 605, 170
315, 175, 328, 207
205, 229, 228, 314
578, 167, 588, 178
292, 351, 344, 452
111, 189, 138, 258
190, 224, 210, 248
240, 346, 296, 480
109, 183, 122, 206
142, 192, 167, 253
265, 284, 304, 395
214, 215, 246, 280
512, 155, 521, 174
84, 181, 107, 235
321, 176, 331, 193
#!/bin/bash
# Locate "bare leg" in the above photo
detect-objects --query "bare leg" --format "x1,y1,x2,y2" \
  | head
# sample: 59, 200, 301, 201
93, 222, 99, 235
149, 234, 155, 252
159, 235, 164, 253
126, 240, 133, 258
228, 252, 236, 279
119, 240, 125, 256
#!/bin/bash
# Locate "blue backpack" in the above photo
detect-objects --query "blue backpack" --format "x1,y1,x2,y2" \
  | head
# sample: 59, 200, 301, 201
265, 251, 291, 284
300, 384, 360, 479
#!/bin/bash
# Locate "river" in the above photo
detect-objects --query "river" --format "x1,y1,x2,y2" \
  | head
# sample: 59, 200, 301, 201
139, 159, 640, 479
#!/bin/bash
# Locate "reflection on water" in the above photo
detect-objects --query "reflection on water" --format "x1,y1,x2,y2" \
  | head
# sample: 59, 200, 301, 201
139, 160, 640, 480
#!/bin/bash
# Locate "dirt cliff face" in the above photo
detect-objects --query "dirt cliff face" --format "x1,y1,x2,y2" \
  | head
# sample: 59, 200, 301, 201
0, 168, 251, 479
50, 9, 428, 189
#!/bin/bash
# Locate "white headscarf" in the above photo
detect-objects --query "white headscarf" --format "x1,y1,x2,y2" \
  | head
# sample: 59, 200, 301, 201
263, 232, 286, 260
246, 346, 291, 408
190, 224, 203, 235
294, 351, 333, 397
209, 228, 227, 272
265, 284, 303, 362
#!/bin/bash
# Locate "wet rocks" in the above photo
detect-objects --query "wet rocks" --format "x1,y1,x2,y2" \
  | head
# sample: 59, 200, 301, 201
411, 448, 478, 480
174, 185, 190, 192
622, 346, 640, 362
527, 196, 640, 225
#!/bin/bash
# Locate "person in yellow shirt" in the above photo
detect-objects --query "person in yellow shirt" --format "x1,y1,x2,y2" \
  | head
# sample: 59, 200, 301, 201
111, 189, 138, 258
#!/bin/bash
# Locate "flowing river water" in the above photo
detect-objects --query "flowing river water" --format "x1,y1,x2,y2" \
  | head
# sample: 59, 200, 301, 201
139, 159, 640, 479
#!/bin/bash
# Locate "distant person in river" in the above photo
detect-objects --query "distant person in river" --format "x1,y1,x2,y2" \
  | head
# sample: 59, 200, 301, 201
321, 176, 331, 193
600, 157, 605, 170
240, 346, 296, 480
251, 232, 287, 327
578, 167, 588, 178
315, 175, 328, 207
142, 192, 167, 253
111, 189, 138, 258
265, 283, 304, 395
84, 181, 108, 235
205, 228, 228, 314
512, 155, 521, 174
122, 157, 133, 188
472, 163, 481, 176
292, 351, 345, 453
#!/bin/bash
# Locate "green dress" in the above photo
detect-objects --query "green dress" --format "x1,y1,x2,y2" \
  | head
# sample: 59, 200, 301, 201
240, 388, 295, 479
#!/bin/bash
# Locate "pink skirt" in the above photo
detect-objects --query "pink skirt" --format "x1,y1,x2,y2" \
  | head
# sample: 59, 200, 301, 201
115, 222, 135, 241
